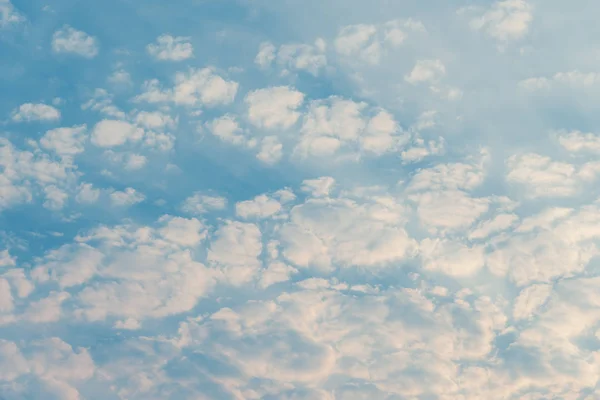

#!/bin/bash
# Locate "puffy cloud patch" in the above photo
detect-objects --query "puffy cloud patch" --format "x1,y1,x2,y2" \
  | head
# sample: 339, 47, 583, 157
296, 97, 406, 157
245, 86, 304, 130
506, 153, 600, 198
11, 103, 60, 122
134, 68, 238, 107
109, 187, 145, 206
465, 0, 533, 42
147, 34, 193, 61
52, 25, 99, 58
0, 0, 24, 27
256, 39, 327, 76
91, 119, 144, 148
334, 19, 425, 64
40, 125, 87, 156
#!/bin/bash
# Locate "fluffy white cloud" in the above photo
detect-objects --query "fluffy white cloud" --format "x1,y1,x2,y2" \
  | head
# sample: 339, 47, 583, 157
52, 25, 99, 58
181, 192, 227, 215
0, 0, 24, 28
40, 125, 87, 156
557, 130, 600, 154
207, 221, 263, 286
11, 103, 60, 122
75, 182, 100, 204
134, 110, 177, 130
91, 120, 144, 148
135, 68, 238, 107
245, 86, 304, 129
147, 34, 193, 61
280, 191, 416, 270
235, 194, 282, 219
512, 283, 552, 320
69, 217, 215, 321
108, 69, 132, 85
206, 114, 248, 145
109, 187, 145, 206
519, 71, 600, 90
0, 338, 95, 398
506, 153, 600, 198
301, 176, 335, 197
334, 19, 425, 64
257, 136, 283, 164
256, 39, 327, 76
405, 59, 446, 84
467, 0, 533, 42
0, 138, 78, 211
297, 97, 404, 157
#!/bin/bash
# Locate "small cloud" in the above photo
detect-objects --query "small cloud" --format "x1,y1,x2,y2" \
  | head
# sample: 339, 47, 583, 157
0, 0, 25, 28
91, 120, 144, 148
147, 34, 193, 61
52, 25, 99, 58
405, 59, 446, 85
109, 187, 145, 207
466, 0, 533, 42
107, 69, 132, 85
12, 103, 60, 122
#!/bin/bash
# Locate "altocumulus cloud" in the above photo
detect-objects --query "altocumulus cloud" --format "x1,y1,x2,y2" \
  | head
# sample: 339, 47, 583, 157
3, 0, 600, 399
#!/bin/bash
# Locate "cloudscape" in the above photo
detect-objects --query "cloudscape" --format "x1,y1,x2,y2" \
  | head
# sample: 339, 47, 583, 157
1, 0, 600, 398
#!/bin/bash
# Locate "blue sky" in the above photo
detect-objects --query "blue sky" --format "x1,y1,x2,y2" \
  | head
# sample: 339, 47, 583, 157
2, 0, 600, 398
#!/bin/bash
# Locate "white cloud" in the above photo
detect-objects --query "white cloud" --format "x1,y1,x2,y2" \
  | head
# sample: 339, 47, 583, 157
11, 103, 60, 122
0, 338, 95, 399
256, 39, 328, 76
109, 187, 145, 206
52, 25, 99, 58
181, 192, 227, 215
297, 97, 404, 157
467, 0, 533, 42
207, 114, 248, 145
71, 218, 215, 321
157, 215, 207, 247
147, 34, 193, 61
0, 138, 78, 211
135, 68, 238, 107
506, 153, 600, 198
255, 41, 276, 68
43, 185, 69, 210
557, 130, 600, 154
75, 182, 100, 204
91, 120, 144, 148
468, 213, 518, 240
405, 59, 446, 85
0, 249, 15, 268
334, 19, 423, 65
400, 136, 445, 163
487, 205, 600, 286
0, 0, 24, 28
207, 221, 263, 286
81, 88, 126, 119
513, 283, 552, 320
301, 176, 335, 197
245, 86, 304, 129
257, 136, 283, 164
420, 238, 485, 276
236, 194, 282, 219
40, 125, 87, 156
105, 151, 148, 170
135, 111, 177, 130
108, 69, 132, 85
280, 192, 416, 270
519, 71, 600, 90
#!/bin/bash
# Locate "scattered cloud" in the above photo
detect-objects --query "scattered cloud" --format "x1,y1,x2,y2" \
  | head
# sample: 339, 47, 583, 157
52, 25, 99, 58
147, 34, 193, 61
11, 103, 60, 122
